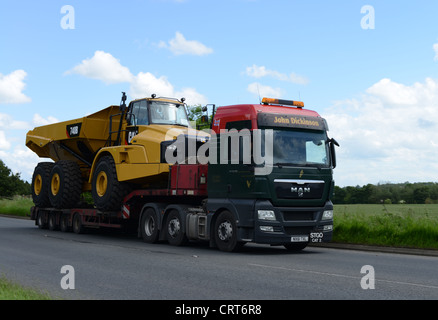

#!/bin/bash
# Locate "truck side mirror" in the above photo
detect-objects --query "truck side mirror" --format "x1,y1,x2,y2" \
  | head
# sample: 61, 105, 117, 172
329, 138, 339, 168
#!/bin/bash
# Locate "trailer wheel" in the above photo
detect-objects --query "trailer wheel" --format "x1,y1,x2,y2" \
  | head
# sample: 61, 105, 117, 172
165, 210, 188, 246
31, 162, 54, 207
49, 161, 82, 209
214, 211, 244, 252
140, 208, 159, 243
91, 156, 131, 212
37, 211, 47, 229
72, 213, 85, 234
60, 215, 70, 232
48, 213, 58, 231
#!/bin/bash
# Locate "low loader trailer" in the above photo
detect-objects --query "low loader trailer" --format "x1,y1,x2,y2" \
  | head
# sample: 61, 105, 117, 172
28, 95, 338, 252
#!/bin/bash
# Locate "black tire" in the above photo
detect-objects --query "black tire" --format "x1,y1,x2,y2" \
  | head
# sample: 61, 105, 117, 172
284, 242, 308, 252
72, 213, 85, 234
48, 213, 58, 231
37, 211, 47, 229
165, 210, 188, 246
140, 208, 160, 243
91, 156, 131, 212
31, 162, 54, 207
60, 215, 70, 232
214, 210, 244, 252
48, 161, 82, 209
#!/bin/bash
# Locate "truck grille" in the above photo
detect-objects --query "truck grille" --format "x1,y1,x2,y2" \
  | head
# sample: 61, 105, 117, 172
274, 179, 325, 200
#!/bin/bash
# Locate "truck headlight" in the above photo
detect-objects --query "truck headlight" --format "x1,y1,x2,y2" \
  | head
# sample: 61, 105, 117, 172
258, 210, 276, 221
322, 210, 333, 220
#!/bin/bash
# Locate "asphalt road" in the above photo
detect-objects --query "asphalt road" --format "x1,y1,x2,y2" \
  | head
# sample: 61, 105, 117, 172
1, 216, 437, 300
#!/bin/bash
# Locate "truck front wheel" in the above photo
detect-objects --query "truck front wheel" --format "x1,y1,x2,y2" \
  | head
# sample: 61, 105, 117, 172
214, 211, 244, 252
91, 156, 131, 212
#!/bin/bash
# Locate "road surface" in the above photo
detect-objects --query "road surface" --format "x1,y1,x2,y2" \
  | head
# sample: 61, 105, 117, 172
0, 216, 437, 300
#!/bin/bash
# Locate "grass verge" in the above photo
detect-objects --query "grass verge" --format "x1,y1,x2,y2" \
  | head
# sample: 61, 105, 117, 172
333, 204, 438, 249
0, 196, 33, 217
0, 277, 52, 300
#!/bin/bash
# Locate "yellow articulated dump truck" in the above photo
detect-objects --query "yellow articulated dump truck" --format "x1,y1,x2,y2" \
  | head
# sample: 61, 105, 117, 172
26, 93, 206, 212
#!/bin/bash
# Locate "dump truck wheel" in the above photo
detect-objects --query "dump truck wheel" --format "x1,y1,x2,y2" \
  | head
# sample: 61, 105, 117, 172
91, 156, 131, 212
48, 161, 82, 209
31, 162, 54, 207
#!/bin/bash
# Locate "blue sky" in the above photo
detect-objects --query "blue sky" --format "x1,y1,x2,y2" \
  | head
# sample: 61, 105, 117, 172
1, 0, 438, 187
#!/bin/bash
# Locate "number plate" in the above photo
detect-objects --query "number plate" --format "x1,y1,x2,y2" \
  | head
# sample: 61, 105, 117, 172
291, 235, 309, 242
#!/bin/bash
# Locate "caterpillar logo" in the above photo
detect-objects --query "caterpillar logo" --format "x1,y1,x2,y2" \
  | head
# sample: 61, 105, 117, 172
291, 187, 310, 198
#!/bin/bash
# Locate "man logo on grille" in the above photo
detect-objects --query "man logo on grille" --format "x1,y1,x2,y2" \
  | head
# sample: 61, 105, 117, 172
291, 187, 310, 197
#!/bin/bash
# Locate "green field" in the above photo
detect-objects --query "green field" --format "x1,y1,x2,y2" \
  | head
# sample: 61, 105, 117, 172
333, 204, 438, 249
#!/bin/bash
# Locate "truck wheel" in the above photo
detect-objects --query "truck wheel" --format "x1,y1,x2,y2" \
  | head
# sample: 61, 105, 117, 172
49, 161, 82, 209
60, 215, 70, 232
91, 156, 131, 212
165, 210, 188, 246
37, 211, 47, 229
31, 162, 54, 207
140, 208, 159, 243
72, 213, 85, 234
48, 213, 58, 231
214, 211, 243, 252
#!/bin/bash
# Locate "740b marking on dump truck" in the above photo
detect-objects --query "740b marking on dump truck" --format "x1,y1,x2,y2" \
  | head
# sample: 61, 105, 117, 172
26, 93, 339, 252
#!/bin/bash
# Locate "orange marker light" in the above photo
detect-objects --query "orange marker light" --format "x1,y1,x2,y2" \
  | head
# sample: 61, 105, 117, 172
262, 97, 304, 108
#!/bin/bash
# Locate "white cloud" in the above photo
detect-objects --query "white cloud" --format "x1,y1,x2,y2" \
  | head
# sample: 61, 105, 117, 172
65, 51, 134, 84
158, 32, 213, 56
323, 77, 438, 186
130, 72, 208, 105
32, 114, 59, 126
434, 43, 438, 61
65, 51, 208, 105
0, 131, 11, 150
247, 82, 284, 98
0, 113, 29, 129
0, 70, 31, 104
245, 64, 309, 85
0, 146, 41, 182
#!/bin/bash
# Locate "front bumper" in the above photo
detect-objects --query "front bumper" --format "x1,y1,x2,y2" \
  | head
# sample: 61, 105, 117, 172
251, 200, 333, 245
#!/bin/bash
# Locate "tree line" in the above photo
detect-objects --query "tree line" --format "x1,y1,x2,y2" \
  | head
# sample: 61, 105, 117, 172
0, 160, 31, 198
333, 182, 438, 205
2, 155, 438, 205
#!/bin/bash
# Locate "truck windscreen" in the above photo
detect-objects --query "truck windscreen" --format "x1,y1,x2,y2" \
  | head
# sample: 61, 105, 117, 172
149, 101, 190, 127
270, 129, 330, 168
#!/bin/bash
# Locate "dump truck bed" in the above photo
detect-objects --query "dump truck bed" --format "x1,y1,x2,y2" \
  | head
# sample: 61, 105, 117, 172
26, 105, 121, 166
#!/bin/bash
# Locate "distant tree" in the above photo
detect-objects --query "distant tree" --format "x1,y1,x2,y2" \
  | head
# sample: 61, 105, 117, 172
186, 104, 212, 130
0, 160, 31, 197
